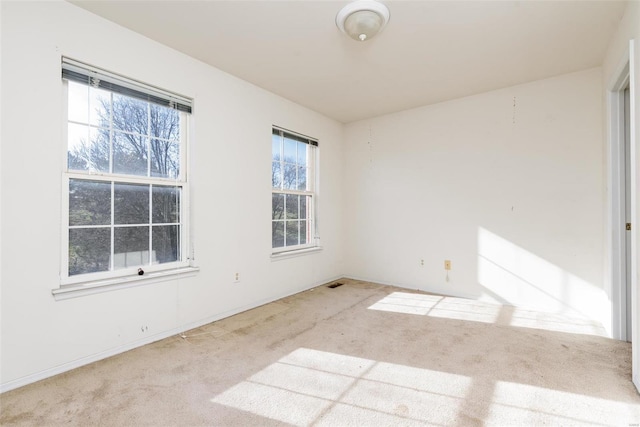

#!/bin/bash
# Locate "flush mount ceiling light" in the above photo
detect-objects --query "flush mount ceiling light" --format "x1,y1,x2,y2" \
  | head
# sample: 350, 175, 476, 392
336, 0, 390, 42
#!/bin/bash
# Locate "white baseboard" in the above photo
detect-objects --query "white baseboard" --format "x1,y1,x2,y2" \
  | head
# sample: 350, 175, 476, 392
341, 274, 479, 301
342, 274, 611, 329
0, 327, 185, 394
0, 274, 344, 394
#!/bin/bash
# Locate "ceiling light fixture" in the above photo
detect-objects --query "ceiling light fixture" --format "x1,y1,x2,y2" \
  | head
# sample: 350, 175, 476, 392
336, 0, 390, 42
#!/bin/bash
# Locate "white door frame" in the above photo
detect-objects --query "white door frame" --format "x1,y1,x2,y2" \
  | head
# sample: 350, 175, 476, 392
608, 40, 636, 346
608, 59, 630, 342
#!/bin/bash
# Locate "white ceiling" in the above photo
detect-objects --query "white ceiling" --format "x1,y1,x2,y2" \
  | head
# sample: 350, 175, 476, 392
70, 0, 627, 123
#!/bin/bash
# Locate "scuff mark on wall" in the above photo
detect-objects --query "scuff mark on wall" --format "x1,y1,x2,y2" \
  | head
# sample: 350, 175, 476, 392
512, 96, 517, 124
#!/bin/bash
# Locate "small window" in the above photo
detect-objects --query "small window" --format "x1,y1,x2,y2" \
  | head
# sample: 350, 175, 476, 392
61, 58, 192, 285
271, 127, 318, 252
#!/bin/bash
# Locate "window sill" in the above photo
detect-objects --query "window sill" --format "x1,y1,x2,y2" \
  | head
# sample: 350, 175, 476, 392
52, 266, 200, 301
271, 246, 323, 261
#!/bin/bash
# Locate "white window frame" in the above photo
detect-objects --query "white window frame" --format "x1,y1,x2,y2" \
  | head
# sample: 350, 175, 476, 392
271, 126, 320, 255
56, 58, 197, 296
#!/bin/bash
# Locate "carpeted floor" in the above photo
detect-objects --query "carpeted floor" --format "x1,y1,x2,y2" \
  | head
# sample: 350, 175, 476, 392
1, 278, 639, 426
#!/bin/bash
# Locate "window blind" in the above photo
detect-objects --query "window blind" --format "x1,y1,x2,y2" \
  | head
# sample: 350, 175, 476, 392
62, 57, 192, 114
273, 126, 319, 147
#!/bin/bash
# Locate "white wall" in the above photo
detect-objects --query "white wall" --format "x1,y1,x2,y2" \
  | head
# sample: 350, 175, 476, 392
602, 0, 640, 390
343, 68, 608, 327
0, 0, 630, 394
0, 1, 344, 391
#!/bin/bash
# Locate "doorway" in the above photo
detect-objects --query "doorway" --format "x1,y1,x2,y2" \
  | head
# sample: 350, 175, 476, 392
624, 84, 632, 342
610, 61, 632, 343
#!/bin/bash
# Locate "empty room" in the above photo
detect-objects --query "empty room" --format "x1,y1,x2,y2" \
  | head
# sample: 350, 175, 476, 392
1, 0, 640, 425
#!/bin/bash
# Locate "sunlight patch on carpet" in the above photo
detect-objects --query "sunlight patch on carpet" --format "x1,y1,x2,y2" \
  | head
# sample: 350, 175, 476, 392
485, 380, 637, 426
367, 291, 606, 336
210, 347, 638, 426
367, 292, 500, 323
507, 306, 606, 336
210, 348, 470, 425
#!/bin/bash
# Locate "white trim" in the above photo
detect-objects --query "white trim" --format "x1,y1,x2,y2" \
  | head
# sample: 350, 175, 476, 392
271, 242, 317, 254
61, 81, 71, 281
273, 188, 314, 197
606, 39, 638, 392
271, 127, 319, 252
65, 171, 185, 186
61, 259, 191, 287
2, 274, 343, 394
60, 76, 191, 288
342, 274, 480, 301
53, 266, 199, 300
0, 327, 176, 394
271, 246, 323, 260
628, 39, 638, 389
608, 58, 631, 341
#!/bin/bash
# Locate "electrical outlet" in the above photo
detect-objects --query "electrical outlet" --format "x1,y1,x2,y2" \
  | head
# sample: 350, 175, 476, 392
444, 260, 452, 270
420, 259, 424, 267
234, 272, 240, 283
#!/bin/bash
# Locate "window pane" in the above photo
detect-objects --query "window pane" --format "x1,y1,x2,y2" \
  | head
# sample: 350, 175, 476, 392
300, 196, 307, 220
68, 81, 89, 123
272, 161, 282, 189
112, 94, 148, 135
153, 186, 180, 224
153, 225, 179, 264
69, 179, 111, 226
150, 104, 180, 141
114, 226, 149, 269
151, 138, 179, 178
272, 193, 285, 220
113, 131, 148, 176
272, 221, 284, 248
285, 194, 299, 219
300, 220, 307, 244
68, 124, 110, 172
284, 137, 297, 162
69, 228, 110, 276
272, 134, 281, 161
283, 163, 297, 190
89, 86, 111, 127
114, 183, 149, 224
286, 221, 299, 246
297, 142, 307, 165
297, 166, 307, 190
68, 123, 89, 171
88, 128, 111, 173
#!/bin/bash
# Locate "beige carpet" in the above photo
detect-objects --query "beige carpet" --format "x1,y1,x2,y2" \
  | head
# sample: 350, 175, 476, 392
1, 279, 639, 426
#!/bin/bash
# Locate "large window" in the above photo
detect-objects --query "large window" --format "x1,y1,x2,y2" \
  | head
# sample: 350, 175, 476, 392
61, 58, 192, 285
271, 127, 318, 252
